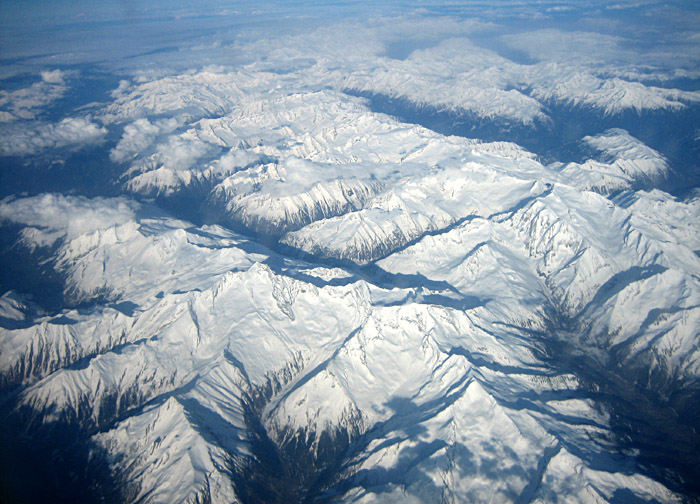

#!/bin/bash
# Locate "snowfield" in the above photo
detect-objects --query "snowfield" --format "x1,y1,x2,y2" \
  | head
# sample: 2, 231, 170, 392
1, 8, 700, 503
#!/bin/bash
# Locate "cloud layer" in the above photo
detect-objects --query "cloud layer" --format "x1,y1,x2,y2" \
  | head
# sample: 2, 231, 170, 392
0, 72, 68, 122
0, 194, 141, 247
0, 117, 107, 156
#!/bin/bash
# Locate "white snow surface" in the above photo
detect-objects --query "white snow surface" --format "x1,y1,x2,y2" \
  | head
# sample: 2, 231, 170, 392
2, 180, 697, 502
99, 69, 684, 265
2, 70, 699, 501
2, 19, 700, 503
553, 129, 670, 194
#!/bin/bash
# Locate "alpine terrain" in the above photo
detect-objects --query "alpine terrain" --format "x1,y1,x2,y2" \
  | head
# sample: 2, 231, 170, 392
1, 1, 699, 503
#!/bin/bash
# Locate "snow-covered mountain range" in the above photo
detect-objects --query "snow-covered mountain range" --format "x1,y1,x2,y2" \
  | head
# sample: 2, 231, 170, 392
1, 5, 700, 504
1, 191, 694, 503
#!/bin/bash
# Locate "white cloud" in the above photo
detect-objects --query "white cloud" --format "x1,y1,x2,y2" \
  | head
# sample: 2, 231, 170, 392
501, 29, 630, 65
98, 17, 700, 173
110, 117, 180, 163
79, 11, 700, 138
0, 78, 67, 121
243, 32, 549, 125
0, 194, 140, 247
0, 111, 15, 123
122, 131, 220, 196
211, 149, 261, 175
110, 79, 131, 98
40, 69, 67, 85
606, 1, 658, 9
154, 135, 214, 172
100, 70, 251, 123
0, 117, 107, 156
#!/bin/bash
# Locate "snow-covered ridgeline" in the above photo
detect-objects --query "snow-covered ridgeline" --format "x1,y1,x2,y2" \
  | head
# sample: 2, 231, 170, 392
1, 10, 700, 503
311, 37, 700, 122
206, 166, 384, 236
9, 254, 370, 425
1, 192, 695, 502
551, 129, 671, 194
0, 198, 692, 501
0, 307, 132, 391
103, 75, 675, 269
1, 61, 698, 504
4, 125, 696, 407
281, 167, 547, 264
109, 86, 547, 243
374, 180, 700, 387
95, 359, 251, 504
